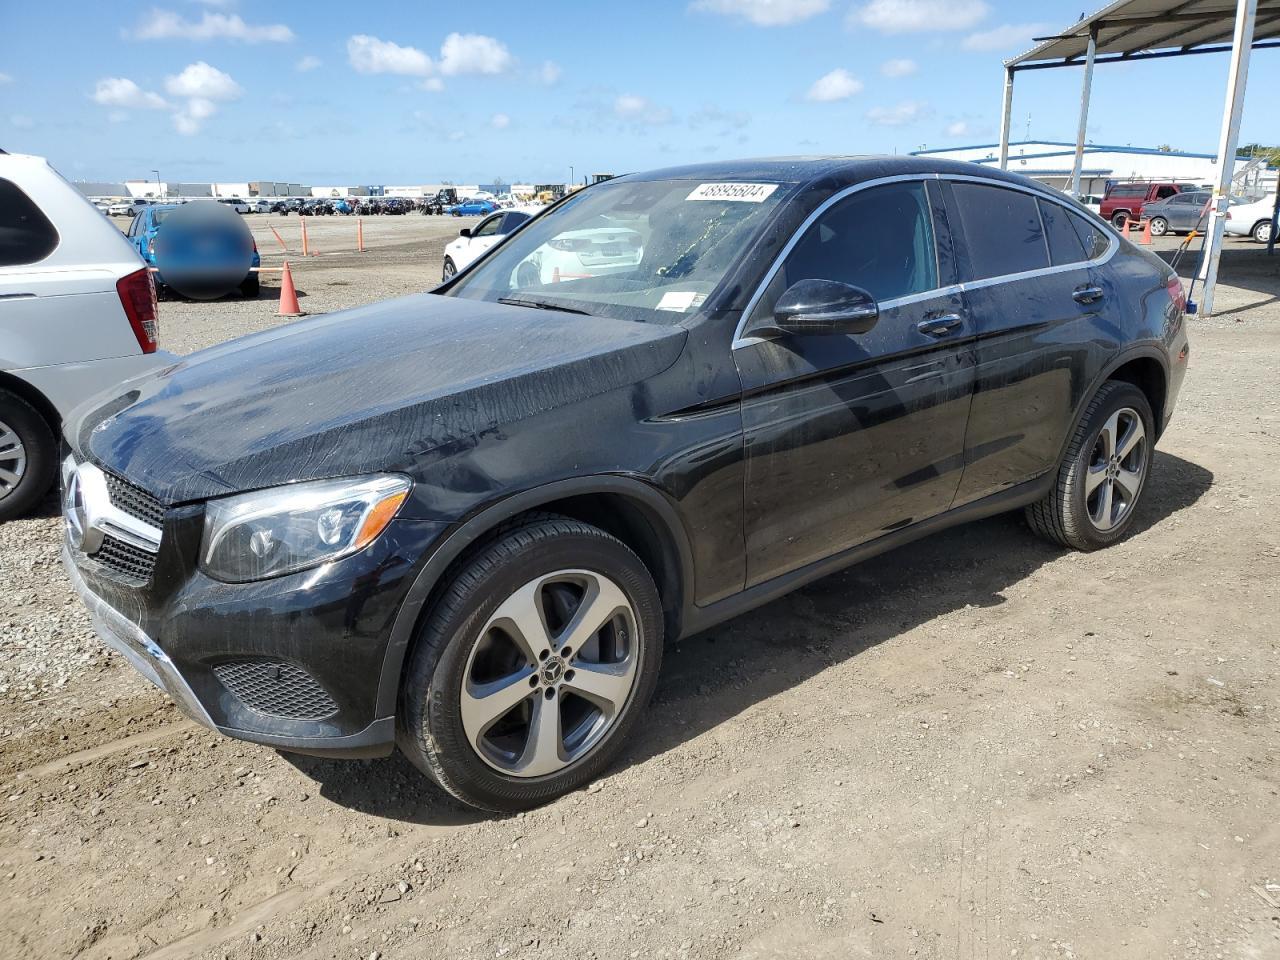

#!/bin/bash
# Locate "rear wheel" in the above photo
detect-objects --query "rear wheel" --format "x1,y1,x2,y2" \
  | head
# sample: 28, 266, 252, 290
1254, 220, 1275, 244
239, 275, 260, 299
1148, 217, 1168, 237
398, 515, 663, 812
1025, 381, 1154, 551
0, 390, 57, 522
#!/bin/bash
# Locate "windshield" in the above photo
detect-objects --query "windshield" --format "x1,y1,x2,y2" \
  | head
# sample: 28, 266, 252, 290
444, 178, 788, 323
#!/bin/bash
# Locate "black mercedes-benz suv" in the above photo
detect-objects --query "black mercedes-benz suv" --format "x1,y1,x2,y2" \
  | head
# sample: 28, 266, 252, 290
63, 157, 1189, 811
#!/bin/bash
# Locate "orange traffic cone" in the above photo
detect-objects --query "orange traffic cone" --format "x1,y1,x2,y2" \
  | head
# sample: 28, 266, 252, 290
1121, 218, 1131, 240
278, 261, 303, 317
1139, 218, 1153, 245
357, 218, 365, 253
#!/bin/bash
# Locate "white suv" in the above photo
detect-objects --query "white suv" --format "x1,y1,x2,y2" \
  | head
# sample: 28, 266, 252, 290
0, 152, 175, 520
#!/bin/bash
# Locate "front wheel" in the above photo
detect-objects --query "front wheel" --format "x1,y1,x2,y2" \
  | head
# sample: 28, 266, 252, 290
442, 257, 457, 282
1254, 220, 1275, 244
1148, 217, 1168, 237
1025, 381, 1154, 551
1111, 211, 1130, 229
398, 515, 663, 812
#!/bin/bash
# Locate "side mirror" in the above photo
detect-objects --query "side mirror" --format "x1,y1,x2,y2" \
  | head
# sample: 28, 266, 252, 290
770, 279, 879, 336
459, 228, 472, 239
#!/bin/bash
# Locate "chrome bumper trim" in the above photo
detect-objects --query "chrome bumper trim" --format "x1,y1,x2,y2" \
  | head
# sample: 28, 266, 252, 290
61, 545, 215, 729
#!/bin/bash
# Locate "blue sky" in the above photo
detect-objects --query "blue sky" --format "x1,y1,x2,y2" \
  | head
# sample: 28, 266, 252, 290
1, 0, 1276, 185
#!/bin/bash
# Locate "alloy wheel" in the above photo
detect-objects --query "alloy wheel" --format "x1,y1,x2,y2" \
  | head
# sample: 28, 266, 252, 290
1085, 407, 1146, 531
442, 259, 456, 281
0, 418, 27, 502
1255, 221, 1274, 244
1149, 218, 1168, 237
460, 569, 640, 777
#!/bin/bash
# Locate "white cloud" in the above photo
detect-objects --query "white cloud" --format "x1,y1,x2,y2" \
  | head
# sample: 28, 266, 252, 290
866, 100, 928, 126
135, 8, 293, 43
962, 22, 1054, 52
691, 0, 829, 26
448, 130, 466, 142
295, 55, 322, 72
422, 76, 445, 92
92, 77, 169, 110
173, 96, 218, 135
164, 61, 242, 100
439, 33, 512, 75
539, 60, 562, 85
10, 114, 35, 130
850, 0, 989, 33
0, 72, 12, 85
945, 119, 971, 136
881, 58, 917, 77
159, 62, 241, 134
491, 112, 511, 129
614, 94, 672, 125
347, 35, 434, 76
805, 68, 863, 102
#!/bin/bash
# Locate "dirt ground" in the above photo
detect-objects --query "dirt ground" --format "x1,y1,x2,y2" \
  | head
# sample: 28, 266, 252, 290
1, 219, 1277, 960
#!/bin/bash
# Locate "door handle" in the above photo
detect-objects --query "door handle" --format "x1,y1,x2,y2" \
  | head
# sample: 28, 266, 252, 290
1073, 285, 1104, 304
916, 314, 963, 337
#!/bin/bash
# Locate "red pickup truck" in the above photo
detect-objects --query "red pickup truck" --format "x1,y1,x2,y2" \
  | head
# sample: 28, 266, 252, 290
1100, 181, 1200, 228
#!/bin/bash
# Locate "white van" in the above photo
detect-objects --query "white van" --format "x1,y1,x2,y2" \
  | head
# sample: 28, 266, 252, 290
0, 152, 175, 519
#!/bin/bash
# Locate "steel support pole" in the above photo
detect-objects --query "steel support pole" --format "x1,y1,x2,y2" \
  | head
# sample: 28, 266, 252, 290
998, 66, 1014, 170
1268, 187, 1278, 255
1070, 28, 1099, 198
1199, 0, 1258, 317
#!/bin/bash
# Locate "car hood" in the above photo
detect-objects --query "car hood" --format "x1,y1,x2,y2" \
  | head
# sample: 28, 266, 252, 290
72, 292, 687, 504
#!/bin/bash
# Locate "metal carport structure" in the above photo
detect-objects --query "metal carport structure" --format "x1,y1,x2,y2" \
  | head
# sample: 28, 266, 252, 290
998, 0, 1280, 316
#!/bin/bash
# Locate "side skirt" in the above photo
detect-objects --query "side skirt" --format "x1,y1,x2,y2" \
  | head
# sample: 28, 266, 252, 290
678, 473, 1053, 639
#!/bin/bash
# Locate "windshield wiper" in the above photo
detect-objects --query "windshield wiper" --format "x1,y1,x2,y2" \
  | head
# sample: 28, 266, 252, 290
497, 296, 593, 316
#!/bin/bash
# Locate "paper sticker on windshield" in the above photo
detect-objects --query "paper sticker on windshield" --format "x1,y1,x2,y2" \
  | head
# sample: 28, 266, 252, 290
687, 183, 778, 203
657, 291, 705, 312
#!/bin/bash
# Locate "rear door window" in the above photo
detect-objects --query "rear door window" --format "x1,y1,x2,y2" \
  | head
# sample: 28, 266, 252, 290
0, 179, 59, 266
1067, 210, 1110, 259
951, 182, 1049, 280
1038, 199, 1091, 266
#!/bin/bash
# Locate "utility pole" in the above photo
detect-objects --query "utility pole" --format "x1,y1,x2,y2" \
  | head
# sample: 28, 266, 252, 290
152, 169, 162, 198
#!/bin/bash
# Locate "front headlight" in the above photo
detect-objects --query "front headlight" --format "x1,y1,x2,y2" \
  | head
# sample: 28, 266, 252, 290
201, 475, 411, 582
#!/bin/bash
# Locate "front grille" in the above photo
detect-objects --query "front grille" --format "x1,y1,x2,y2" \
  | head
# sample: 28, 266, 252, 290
93, 534, 158, 583
104, 472, 165, 528
212, 660, 339, 722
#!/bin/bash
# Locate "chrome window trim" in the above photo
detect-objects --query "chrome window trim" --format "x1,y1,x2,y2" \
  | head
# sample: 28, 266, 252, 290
732, 172, 1118, 351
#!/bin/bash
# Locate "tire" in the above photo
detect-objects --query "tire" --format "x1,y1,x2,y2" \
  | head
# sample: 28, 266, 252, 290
1149, 217, 1168, 237
442, 257, 457, 282
1253, 220, 1275, 244
0, 390, 58, 522
397, 515, 663, 813
1111, 211, 1130, 229
239, 275, 260, 299
1025, 381, 1154, 551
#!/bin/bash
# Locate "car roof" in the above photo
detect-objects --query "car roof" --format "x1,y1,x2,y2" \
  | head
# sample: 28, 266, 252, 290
614, 155, 1052, 193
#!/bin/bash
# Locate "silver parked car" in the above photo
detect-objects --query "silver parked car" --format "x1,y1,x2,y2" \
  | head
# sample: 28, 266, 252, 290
1143, 190, 1213, 236
0, 152, 175, 519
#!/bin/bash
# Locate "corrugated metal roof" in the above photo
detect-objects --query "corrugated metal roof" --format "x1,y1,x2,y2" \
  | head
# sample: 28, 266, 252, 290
1008, 0, 1280, 67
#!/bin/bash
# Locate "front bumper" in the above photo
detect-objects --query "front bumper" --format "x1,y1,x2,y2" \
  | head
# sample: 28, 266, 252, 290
62, 508, 450, 759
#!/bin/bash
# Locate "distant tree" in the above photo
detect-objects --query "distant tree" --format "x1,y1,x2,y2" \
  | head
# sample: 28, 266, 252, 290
1237, 143, 1280, 165
1156, 144, 1176, 152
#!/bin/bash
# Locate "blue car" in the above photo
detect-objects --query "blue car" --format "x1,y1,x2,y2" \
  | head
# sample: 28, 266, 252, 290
127, 203, 262, 298
449, 198, 499, 217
